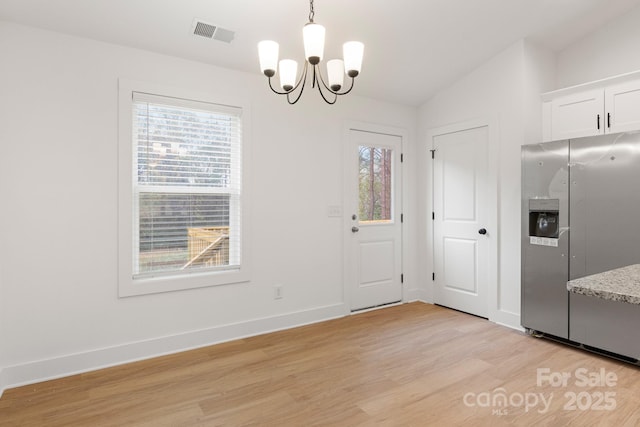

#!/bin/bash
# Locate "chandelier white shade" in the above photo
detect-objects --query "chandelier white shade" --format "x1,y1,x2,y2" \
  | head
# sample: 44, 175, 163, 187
257, 40, 278, 77
327, 59, 344, 91
303, 23, 325, 64
343, 41, 364, 77
279, 59, 298, 91
257, 0, 364, 104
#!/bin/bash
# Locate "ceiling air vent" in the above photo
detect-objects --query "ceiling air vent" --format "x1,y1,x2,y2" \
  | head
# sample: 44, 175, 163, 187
192, 19, 235, 43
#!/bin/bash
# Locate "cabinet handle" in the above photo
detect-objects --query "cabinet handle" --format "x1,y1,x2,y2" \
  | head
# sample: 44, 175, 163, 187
597, 114, 600, 130
608, 112, 611, 129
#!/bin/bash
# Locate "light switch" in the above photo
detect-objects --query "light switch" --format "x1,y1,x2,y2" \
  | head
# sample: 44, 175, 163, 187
327, 205, 342, 217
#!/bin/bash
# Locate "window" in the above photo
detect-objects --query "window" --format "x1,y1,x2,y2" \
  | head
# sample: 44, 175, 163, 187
358, 145, 393, 222
119, 81, 249, 296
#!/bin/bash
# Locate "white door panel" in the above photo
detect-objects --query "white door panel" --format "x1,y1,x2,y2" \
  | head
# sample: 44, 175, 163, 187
359, 240, 394, 285
443, 238, 477, 294
433, 125, 488, 317
443, 148, 477, 221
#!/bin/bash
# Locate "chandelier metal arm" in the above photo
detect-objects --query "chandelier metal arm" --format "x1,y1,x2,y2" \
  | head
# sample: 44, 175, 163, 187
267, 61, 309, 97
286, 62, 309, 104
267, 78, 291, 95
315, 84, 338, 104
311, 66, 317, 89
313, 70, 338, 104
287, 61, 309, 105
267, 62, 356, 105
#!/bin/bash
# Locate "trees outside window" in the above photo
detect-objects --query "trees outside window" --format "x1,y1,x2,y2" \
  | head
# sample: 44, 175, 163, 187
358, 146, 392, 222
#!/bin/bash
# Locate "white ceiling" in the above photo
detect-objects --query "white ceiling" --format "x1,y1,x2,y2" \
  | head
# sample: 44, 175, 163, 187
2, 0, 640, 106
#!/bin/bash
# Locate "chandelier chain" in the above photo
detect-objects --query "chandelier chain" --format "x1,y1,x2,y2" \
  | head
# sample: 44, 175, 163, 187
309, 0, 315, 22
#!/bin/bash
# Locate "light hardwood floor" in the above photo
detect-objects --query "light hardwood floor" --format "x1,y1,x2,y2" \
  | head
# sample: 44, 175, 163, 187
2, 302, 640, 426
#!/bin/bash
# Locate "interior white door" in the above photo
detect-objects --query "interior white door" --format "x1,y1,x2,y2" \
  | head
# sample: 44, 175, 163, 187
432, 125, 489, 317
347, 129, 402, 311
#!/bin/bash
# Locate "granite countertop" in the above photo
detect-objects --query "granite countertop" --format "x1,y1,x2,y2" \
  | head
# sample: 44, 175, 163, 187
567, 264, 640, 305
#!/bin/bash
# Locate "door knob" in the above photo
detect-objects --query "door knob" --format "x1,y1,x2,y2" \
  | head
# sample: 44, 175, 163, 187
352, 226, 360, 233
478, 228, 487, 235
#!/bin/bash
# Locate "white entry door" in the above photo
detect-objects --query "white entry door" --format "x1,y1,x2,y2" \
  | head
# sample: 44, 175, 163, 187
346, 128, 403, 311
432, 125, 489, 318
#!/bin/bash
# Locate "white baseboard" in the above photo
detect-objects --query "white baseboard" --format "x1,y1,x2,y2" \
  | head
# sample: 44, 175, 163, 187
413, 292, 521, 331
406, 288, 430, 303
496, 321, 525, 332
0, 303, 346, 398
491, 310, 521, 331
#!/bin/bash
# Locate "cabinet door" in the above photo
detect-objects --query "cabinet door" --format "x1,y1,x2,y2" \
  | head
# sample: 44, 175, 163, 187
605, 80, 640, 134
551, 89, 603, 140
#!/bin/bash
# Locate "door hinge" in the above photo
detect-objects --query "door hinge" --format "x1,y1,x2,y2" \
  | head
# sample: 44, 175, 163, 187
430, 149, 435, 159
432, 272, 435, 281
432, 212, 435, 220
401, 153, 404, 163
401, 274, 404, 283
401, 213, 404, 223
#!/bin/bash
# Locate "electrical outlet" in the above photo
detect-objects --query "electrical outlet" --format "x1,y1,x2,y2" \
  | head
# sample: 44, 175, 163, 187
274, 285, 283, 299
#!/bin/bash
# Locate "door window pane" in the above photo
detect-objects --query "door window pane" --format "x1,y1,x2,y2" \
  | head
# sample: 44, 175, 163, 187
358, 146, 393, 222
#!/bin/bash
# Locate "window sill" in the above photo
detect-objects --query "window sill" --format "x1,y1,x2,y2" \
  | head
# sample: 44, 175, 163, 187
118, 267, 251, 297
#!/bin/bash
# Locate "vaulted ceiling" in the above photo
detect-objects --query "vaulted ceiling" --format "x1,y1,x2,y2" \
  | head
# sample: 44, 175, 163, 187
2, 0, 640, 106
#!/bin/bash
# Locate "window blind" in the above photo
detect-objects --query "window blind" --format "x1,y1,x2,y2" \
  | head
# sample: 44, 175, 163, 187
132, 92, 242, 278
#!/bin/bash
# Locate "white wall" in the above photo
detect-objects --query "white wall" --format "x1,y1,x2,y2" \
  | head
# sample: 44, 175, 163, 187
0, 21, 418, 394
556, 3, 640, 88
523, 40, 557, 145
417, 39, 555, 328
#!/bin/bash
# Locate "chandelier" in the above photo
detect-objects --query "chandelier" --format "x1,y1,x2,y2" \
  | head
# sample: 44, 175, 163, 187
258, 0, 364, 105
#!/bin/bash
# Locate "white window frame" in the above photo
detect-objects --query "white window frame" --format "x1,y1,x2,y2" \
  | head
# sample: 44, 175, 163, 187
118, 79, 251, 297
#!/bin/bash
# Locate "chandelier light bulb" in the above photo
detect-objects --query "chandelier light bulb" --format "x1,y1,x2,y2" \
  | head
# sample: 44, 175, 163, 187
303, 23, 325, 65
279, 59, 298, 92
343, 41, 364, 77
258, 40, 279, 77
327, 59, 345, 92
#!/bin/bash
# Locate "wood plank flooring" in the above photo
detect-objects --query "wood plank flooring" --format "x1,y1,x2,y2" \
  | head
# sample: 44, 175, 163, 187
2, 302, 640, 426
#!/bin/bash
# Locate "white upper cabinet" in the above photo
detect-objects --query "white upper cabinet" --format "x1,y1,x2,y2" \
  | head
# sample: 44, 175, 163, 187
542, 71, 640, 142
605, 80, 640, 134
550, 89, 604, 140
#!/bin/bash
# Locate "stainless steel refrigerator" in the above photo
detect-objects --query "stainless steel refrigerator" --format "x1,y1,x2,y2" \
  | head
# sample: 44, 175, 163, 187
521, 131, 640, 340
